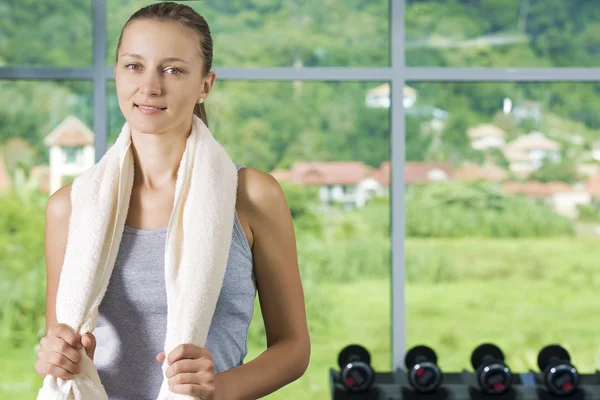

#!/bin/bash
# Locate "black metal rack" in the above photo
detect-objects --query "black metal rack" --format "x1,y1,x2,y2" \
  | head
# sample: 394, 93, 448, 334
330, 369, 600, 400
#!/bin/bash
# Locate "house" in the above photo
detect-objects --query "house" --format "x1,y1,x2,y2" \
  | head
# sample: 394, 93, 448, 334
503, 180, 589, 219
0, 153, 11, 194
512, 100, 543, 123
30, 165, 51, 194
453, 162, 508, 183
43, 115, 95, 195
586, 172, 600, 200
467, 124, 506, 150
404, 162, 452, 184
271, 160, 452, 208
577, 163, 600, 179
270, 161, 376, 208
502, 131, 561, 178
406, 106, 449, 134
592, 140, 600, 162
365, 83, 417, 109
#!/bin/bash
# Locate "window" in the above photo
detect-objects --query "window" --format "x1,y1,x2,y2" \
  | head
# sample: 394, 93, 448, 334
404, 81, 600, 373
106, 0, 390, 67
108, 79, 392, 398
0, 80, 93, 395
2, 1, 599, 399
406, 0, 600, 67
1, 1, 93, 66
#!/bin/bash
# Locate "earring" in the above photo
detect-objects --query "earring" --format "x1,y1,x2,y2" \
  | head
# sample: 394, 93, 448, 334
198, 98, 204, 104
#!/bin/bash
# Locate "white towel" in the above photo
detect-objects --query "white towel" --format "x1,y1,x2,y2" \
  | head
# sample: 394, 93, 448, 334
37, 115, 238, 400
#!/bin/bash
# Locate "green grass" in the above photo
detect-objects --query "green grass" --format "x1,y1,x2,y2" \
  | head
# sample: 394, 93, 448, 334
244, 279, 392, 400
0, 345, 40, 400
3, 238, 600, 399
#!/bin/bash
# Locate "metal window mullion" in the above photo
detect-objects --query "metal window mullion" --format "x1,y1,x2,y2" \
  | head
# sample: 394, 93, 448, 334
4, 66, 600, 82
103, 66, 395, 81
0, 67, 95, 80
93, 0, 107, 162
391, 0, 406, 372
405, 67, 600, 81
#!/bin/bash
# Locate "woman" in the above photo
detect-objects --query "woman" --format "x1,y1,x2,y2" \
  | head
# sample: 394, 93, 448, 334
34, 2, 310, 399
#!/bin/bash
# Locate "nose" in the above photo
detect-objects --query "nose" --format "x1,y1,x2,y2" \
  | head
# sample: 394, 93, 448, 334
139, 71, 162, 97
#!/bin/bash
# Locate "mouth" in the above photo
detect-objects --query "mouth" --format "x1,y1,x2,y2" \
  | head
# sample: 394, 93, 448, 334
135, 103, 167, 112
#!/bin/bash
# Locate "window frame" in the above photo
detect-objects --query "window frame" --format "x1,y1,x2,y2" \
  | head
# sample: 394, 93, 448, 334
1, 0, 600, 371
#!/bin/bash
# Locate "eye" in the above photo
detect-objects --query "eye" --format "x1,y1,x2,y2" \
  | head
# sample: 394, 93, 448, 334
165, 67, 183, 75
125, 64, 140, 71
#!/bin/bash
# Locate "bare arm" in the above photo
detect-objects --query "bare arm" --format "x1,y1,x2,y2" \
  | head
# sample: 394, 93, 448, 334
35, 183, 95, 380
215, 168, 311, 400
44, 184, 73, 332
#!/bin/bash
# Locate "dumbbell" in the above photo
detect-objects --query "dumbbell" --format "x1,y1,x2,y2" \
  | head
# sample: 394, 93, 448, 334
471, 343, 512, 395
404, 345, 443, 393
537, 344, 579, 396
337, 344, 376, 393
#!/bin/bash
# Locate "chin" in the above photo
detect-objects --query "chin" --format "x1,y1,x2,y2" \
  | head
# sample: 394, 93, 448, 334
128, 114, 170, 135
128, 120, 165, 135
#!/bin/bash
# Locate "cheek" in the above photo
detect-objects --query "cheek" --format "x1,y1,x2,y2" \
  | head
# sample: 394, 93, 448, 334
168, 83, 200, 109
115, 74, 136, 98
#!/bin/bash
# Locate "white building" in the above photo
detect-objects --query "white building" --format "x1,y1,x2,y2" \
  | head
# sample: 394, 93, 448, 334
502, 131, 561, 178
43, 115, 95, 195
467, 124, 506, 150
365, 83, 417, 109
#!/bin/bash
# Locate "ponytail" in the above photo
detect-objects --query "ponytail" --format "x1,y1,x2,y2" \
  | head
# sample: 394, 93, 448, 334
194, 103, 209, 127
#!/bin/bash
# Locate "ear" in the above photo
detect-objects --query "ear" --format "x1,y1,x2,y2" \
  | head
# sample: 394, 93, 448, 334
200, 72, 217, 101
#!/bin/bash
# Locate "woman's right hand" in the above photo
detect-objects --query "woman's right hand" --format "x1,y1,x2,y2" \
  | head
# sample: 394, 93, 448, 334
34, 323, 96, 380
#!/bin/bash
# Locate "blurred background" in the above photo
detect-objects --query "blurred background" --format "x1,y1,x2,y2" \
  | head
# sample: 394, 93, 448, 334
1, 0, 600, 399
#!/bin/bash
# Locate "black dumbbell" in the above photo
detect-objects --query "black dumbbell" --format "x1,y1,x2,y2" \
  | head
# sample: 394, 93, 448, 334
537, 344, 579, 396
404, 345, 443, 393
337, 344, 375, 393
471, 343, 512, 395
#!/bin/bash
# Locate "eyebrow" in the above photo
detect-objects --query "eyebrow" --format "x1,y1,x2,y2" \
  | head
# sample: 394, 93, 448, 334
120, 53, 189, 64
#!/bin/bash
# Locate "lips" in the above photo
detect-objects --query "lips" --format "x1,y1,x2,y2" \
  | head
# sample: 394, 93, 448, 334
135, 103, 167, 110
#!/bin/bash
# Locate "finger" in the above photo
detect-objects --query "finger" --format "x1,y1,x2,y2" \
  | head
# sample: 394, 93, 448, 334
52, 324, 82, 350
166, 359, 209, 379
38, 350, 80, 376
81, 333, 97, 360
36, 360, 74, 380
156, 352, 166, 363
167, 344, 206, 366
169, 372, 204, 386
82, 333, 96, 349
168, 383, 206, 397
46, 338, 81, 365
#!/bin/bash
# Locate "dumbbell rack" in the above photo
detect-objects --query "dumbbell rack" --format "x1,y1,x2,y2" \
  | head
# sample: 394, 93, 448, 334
329, 369, 600, 400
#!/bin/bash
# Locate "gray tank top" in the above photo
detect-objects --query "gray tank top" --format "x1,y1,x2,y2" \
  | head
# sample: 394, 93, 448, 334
94, 165, 256, 399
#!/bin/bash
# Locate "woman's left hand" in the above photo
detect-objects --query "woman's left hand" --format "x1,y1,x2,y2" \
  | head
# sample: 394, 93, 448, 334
156, 344, 216, 399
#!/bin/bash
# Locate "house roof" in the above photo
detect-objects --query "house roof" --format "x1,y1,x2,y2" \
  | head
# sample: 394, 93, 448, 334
502, 132, 561, 163
508, 132, 561, 152
271, 160, 452, 187
405, 162, 452, 184
371, 161, 391, 186
271, 161, 371, 186
503, 180, 572, 198
44, 115, 94, 147
467, 124, 505, 140
454, 163, 508, 182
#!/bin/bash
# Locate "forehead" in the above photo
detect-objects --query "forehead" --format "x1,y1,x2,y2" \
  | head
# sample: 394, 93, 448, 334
120, 19, 202, 61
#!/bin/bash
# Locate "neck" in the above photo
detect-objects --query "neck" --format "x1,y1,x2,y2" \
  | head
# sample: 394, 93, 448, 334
130, 120, 192, 189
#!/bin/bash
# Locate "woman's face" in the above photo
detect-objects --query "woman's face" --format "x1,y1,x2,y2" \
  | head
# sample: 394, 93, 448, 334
114, 19, 212, 135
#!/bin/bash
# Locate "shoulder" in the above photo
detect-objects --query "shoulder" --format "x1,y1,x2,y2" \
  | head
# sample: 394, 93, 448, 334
236, 167, 289, 219
46, 183, 73, 222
